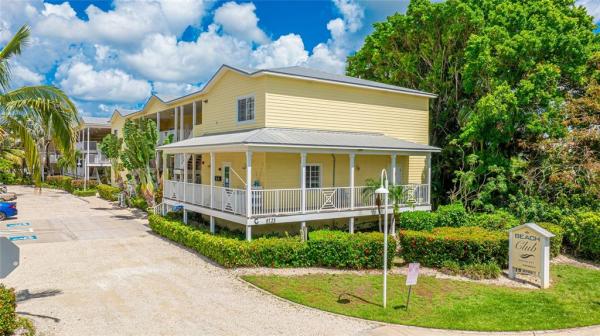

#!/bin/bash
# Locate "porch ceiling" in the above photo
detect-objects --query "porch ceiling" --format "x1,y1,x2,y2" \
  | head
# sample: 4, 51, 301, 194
158, 127, 440, 154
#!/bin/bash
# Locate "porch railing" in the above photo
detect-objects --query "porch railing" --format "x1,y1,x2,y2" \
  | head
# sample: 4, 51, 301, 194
164, 180, 429, 218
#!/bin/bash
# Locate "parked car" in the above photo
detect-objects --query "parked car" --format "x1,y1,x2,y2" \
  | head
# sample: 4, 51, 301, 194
0, 202, 17, 220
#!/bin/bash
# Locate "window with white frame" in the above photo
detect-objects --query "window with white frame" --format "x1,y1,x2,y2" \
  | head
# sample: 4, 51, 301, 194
237, 96, 255, 122
305, 164, 321, 188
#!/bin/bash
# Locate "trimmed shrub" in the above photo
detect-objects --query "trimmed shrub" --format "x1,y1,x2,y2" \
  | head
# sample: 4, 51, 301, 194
46, 175, 73, 191
71, 179, 99, 189
73, 189, 97, 197
398, 227, 508, 267
149, 214, 394, 269
0, 285, 17, 335
440, 260, 461, 276
97, 184, 120, 201
462, 262, 501, 280
398, 211, 437, 231
560, 211, 600, 261
467, 210, 520, 231
537, 222, 564, 258
128, 196, 148, 211
436, 203, 468, 227
307, 230, 395, 269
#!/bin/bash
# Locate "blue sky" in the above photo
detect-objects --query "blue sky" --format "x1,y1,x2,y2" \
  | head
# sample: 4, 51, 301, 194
1, 0, 598, 118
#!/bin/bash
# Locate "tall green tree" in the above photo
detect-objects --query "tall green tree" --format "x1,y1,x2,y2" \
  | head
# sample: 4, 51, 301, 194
0, 25, 79, 184
99, 133, 123, 186
120, 118, 158, 207
348, 0, 598, 210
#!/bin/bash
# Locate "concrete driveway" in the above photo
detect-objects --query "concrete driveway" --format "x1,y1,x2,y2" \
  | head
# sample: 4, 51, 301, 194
1, 186, 373, 336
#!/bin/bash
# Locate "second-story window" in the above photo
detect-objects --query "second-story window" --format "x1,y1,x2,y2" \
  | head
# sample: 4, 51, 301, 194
237, 96, 255, 122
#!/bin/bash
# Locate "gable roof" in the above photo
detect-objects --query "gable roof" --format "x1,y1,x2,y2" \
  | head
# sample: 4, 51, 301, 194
509, 223, 555, 238
159, 127, 440, 153
80, 116, 110, 128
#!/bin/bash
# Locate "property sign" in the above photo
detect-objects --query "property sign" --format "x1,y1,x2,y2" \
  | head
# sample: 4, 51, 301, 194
509, 223, 554, 288
0, 237, 20, 278
406, 262, 420, 286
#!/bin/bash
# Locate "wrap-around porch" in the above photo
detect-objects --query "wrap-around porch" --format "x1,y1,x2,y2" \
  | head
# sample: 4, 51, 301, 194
158, 128, 439, 240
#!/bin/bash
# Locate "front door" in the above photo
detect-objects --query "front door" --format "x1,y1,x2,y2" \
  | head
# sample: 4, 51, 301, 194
222, 163, 231, 188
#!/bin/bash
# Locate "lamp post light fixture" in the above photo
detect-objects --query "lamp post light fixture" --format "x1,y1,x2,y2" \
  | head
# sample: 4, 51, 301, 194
375, 169, 390, 309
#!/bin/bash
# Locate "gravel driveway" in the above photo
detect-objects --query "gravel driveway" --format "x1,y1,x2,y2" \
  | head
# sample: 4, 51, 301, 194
1, 186, 374, 336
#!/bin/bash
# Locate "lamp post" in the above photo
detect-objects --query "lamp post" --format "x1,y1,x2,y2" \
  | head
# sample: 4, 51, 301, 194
375, 169, 389, 309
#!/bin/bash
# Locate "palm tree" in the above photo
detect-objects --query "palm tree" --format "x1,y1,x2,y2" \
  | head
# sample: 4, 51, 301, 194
0, 25, 79, 185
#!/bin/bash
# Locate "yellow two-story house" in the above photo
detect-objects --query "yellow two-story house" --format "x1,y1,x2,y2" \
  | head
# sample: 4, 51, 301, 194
111, 65, 439, 240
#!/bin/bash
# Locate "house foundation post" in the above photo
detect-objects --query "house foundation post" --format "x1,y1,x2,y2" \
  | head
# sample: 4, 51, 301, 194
210, 216, 215, 234
349, 153, 355, 234
246, 225, 252, 241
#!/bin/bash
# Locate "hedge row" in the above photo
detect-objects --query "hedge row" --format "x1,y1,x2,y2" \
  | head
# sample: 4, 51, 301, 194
97, 184, 120, 201
149, 214, 395, 269
398, 227, 509, 267
559, 211, 600, 261
398, 203, 469, 230
537, 222, 564, 258
73, 189, 97, 197
0, 285, 17, 335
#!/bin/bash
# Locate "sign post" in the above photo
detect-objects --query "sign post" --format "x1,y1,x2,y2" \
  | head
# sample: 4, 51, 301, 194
405, 262, 420, 310
0, 237, 20, 278
508, 223, 554, 288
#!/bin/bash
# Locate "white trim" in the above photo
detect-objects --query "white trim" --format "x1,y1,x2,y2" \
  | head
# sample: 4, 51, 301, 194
236, 94, 256, 124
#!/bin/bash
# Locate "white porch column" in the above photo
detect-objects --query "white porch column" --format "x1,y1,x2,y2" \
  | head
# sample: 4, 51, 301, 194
85, 127, 90, 190
246, 151, 252, 218
191, 154, 196, 184
391, 154, 397, 186
192, 101, 197, 129
210, 151, 215, 234
162, 153, 168, 187
157, 111, 161, 133
300, 152, 307, 214
349, 153, 355, 234
210, 152, 215, 208
174, 107, 179, 141
426, 153, 432, 204
180, 105, 184, 139
183, 209, 188, 224
183, 154, 189, 203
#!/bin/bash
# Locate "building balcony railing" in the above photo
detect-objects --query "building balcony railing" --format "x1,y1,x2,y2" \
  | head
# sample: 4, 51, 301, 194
163, 180, 430, 218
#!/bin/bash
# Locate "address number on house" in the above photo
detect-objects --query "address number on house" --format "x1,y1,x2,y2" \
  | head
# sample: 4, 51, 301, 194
254, 217, 277, 225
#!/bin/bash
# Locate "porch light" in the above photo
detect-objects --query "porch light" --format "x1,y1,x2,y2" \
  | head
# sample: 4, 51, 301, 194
376, 169, 390, 309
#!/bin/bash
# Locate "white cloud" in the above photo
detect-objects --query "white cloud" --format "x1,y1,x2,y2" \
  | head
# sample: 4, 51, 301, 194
214, 2, 269, 44
252, 34, 308, 69
305, 43, 346, 74
57, 61, 151, 103
10, 62, 44, 86
577, 0, 600, 19
333, 0, 364, 33
42, 2, 77, 19
153, 81, 201, 101
124, 25, 252, 82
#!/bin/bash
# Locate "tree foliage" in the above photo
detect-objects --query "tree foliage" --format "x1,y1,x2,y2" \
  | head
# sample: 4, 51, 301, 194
347, 0, 599, 210
99, 133, 123, 185
0, 25, 79, 185
120, 118, 158, 207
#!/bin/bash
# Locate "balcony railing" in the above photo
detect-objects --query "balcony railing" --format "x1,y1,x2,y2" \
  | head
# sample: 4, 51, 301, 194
76, 141, 98, 151
163, 180, 429, 218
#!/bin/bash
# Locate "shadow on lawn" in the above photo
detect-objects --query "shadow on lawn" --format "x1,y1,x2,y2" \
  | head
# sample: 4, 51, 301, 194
337, 292, 382, 307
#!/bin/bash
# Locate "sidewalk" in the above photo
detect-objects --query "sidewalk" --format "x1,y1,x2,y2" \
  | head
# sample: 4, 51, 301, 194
366, 324, 600, 336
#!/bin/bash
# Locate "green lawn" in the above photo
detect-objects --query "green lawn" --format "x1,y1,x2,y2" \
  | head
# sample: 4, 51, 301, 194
243, 265, 600, 331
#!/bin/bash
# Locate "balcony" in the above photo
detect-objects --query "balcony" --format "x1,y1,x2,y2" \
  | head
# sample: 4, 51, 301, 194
163, 180, 429, 220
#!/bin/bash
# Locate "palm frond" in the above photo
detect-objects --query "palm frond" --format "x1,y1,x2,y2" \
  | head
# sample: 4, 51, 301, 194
0, 25, 30, 91
3, 116, 40, 184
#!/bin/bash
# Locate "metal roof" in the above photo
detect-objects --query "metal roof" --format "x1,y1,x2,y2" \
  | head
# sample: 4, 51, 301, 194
81, 116, 110, 126
261, 66, 437, 98
159, 127, 440, 152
